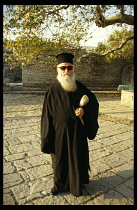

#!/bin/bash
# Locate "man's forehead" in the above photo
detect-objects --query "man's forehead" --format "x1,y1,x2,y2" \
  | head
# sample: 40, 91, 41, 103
57, 62, 73, 67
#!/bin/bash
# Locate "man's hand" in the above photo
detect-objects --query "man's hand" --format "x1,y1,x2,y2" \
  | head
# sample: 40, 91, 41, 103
75, 108, 84, 118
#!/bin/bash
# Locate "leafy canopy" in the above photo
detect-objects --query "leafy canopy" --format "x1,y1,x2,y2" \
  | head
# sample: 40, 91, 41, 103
95, 27, 134, 64
3, 5, 134, 68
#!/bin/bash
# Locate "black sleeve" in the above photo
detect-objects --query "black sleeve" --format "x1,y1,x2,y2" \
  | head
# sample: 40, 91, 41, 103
82, 90, 99, 140
41, 91, 55, 154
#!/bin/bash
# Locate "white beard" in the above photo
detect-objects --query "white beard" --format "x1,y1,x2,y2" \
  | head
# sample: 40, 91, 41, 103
57, 72, 77, 92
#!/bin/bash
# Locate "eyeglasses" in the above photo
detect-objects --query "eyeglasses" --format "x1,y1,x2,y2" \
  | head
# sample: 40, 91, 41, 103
57, 66, 73, 71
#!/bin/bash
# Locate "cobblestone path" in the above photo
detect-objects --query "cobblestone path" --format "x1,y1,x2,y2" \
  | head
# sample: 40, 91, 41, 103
3, 94, 134, 205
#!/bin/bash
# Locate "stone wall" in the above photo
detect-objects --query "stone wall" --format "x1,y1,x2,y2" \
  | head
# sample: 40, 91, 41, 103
22, 64, 56, 90
121, 66, 134, 86
121, 90, 134, 108
3, 62, 22, 83
22, 61, 122, 91
3, 48, 22, 84
3, 46, 134, 91
75, 63, 121, 89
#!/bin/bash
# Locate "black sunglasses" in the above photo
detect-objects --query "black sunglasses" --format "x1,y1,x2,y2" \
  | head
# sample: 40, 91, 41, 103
57, 66, 73, 70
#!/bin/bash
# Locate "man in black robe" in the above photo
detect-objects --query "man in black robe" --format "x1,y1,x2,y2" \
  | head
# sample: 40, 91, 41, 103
41, 53, 99, 197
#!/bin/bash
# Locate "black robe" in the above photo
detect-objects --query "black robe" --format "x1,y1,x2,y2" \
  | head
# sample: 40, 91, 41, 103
41, 80, 99, 196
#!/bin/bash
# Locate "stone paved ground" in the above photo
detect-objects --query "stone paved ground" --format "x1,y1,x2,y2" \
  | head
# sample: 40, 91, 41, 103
3, 93, 134, 205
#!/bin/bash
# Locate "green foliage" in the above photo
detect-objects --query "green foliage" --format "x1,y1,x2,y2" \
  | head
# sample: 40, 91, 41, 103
117, 85, 134, 92
3, 5, 134, 68
95, 27, 134, 64
4, 35, 77, 68
4, 5, 95, 68
4, 5, 93, 42
95, 42, 107, 54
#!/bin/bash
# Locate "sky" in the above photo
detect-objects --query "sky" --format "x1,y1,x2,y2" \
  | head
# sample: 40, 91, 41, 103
80, 24, 123, 47
3, 5, 133, 47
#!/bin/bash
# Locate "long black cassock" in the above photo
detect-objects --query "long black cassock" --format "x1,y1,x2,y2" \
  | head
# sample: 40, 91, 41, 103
41, 80, 99, 197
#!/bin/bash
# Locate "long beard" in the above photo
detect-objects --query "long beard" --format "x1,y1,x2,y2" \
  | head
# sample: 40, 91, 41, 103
57, 72, 77, 92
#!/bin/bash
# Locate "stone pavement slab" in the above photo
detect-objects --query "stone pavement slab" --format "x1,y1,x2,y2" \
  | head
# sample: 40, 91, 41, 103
3, 93, 134, 205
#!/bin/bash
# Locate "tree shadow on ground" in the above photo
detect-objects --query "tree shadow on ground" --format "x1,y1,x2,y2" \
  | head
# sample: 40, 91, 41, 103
83, 169, 133, 199
56, 170, 133, 200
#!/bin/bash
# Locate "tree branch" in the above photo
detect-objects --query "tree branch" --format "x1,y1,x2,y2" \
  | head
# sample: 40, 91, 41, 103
101, 35, 134, 56
77, 35, 134, 62
46, 5, 70, 16
120, 5, 124, 15
94, 5, 134, 27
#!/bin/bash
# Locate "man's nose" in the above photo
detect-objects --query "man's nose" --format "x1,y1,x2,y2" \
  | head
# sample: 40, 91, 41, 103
64, 68, 69, 73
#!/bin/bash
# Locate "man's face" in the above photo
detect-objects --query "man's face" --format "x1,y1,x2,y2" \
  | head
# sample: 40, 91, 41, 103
56, 62, 74, 79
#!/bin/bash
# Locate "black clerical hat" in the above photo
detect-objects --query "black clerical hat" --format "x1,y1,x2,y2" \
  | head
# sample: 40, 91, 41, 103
56, 53, 74, 64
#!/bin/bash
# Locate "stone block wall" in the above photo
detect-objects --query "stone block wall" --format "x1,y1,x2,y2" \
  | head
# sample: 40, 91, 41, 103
22, 62, 121, 90
3, 62, 22, 83
121, 90, 134, 108
75, 63, 121, 88
3, 46, 134, 91
22, 64, 56, 90
3, 48, 22, 84
121, 66, 134, 86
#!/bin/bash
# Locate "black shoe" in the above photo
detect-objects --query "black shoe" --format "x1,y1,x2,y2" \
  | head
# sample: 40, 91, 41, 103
50, 187, 60, 196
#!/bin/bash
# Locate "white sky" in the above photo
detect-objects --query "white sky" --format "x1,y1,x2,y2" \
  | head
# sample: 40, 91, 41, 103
80, 23, 133, 47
